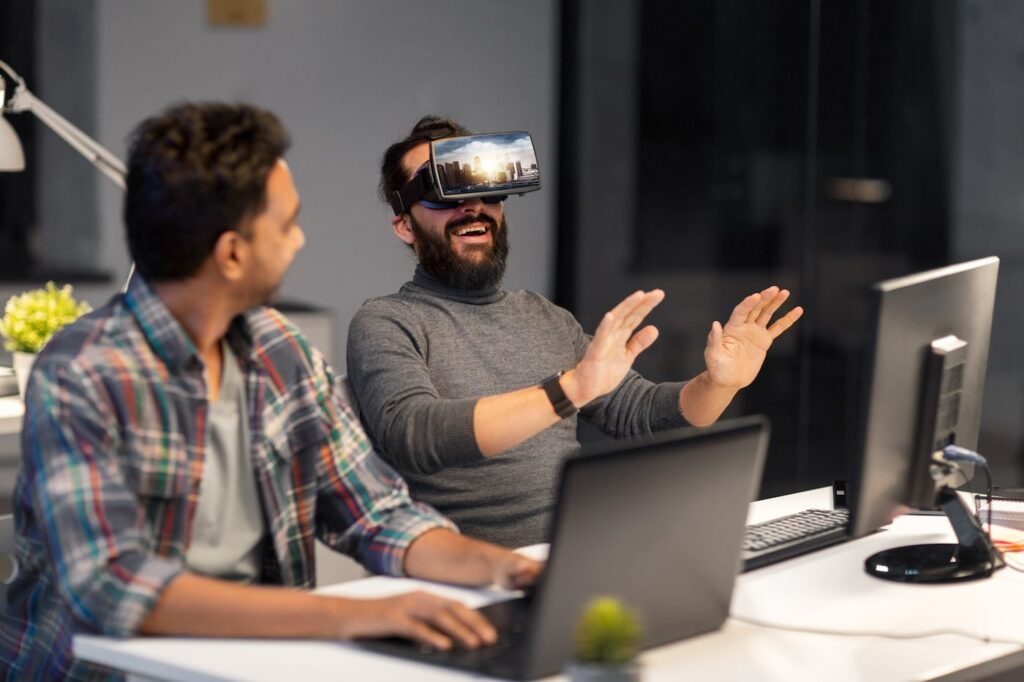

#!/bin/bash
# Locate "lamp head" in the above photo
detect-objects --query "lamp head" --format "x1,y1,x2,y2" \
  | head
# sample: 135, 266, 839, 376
0, 78, 26, 172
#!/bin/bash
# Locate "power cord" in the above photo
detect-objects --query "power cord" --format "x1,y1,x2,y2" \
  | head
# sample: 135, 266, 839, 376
730, 612, 1024, 647
1005, 553, 1024, 574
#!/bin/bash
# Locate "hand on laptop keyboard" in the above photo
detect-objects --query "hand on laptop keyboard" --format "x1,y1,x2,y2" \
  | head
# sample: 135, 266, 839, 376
343, 590, 497, 651
494, 552, 545, 591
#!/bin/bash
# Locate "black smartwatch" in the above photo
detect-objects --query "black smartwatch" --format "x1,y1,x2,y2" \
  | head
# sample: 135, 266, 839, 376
541, 370, 578, 419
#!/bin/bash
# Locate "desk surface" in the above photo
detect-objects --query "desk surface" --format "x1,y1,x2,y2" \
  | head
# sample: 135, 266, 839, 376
74, 488, 1024, 682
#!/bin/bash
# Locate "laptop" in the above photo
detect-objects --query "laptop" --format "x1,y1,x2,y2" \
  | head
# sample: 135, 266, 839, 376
357, 415, 769, 680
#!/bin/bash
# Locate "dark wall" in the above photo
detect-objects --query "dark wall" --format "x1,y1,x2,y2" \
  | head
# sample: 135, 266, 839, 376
558, 0, 1009, 498
0, 0, 36, 277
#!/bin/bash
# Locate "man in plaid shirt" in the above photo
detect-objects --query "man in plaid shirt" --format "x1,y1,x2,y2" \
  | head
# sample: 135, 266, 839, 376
0, 102, 541, 680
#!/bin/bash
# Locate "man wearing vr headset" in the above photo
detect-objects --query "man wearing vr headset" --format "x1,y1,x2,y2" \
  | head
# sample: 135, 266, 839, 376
347, 116, 802, 549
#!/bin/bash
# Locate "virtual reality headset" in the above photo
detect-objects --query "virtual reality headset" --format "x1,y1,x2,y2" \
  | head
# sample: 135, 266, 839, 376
389, 131, 541, 215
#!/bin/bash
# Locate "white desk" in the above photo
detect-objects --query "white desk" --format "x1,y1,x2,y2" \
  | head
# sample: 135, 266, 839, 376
0, 396, 24, 513
74, 488, 1024, 682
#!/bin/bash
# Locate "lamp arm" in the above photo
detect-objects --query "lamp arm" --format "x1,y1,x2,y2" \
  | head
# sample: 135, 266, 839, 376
0, 59, 125, 190
7, 87, 126, 190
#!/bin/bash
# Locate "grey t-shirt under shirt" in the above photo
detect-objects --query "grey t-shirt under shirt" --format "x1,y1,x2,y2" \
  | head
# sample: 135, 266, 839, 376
187, 339, 266, 581
346, 266, 688, 548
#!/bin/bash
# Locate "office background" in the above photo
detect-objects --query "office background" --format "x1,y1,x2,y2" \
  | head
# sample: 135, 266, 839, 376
1, 0, 1022, 509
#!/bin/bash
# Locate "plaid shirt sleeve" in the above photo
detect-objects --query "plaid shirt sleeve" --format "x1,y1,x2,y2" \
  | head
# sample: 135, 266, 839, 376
21, 357, 184, 637
308, 345, 456, 577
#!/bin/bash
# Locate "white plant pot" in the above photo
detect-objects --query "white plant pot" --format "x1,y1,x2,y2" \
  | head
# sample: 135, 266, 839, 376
12, 350, 36, 401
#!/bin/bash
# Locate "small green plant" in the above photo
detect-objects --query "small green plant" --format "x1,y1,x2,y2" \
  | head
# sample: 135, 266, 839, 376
573, 596, 642, 666
0, 282, 92, 353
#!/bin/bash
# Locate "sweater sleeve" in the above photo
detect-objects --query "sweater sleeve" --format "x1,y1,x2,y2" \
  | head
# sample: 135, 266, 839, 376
581, 373, 690, 437
346, 299, 484, 476
567, 312, 691, 437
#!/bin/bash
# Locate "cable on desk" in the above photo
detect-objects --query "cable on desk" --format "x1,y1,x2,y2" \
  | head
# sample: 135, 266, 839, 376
1003, 553, 1024, 574
947, 445, 1024, 579
729, 613, 1024, 647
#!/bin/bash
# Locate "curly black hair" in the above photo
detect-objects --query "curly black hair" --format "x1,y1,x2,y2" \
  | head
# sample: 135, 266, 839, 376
378, 115, 470, 210
124, 102, 290, 281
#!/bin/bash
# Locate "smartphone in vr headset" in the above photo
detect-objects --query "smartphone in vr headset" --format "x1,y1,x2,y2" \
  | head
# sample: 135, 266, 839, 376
390, 131, 541, 215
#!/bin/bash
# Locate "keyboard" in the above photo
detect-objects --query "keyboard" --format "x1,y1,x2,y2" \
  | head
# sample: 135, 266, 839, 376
357, 596, 534, 678
742, 508, 850, 571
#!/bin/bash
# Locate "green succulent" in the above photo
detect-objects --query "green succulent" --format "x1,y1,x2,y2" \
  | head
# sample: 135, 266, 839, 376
0, 282, 92, 353
573, 596, 642, 665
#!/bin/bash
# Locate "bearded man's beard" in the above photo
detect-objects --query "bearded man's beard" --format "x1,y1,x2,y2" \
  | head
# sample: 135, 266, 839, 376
410, 212, 509, 290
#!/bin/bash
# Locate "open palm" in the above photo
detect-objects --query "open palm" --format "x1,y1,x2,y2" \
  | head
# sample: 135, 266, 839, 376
704, 287, 803, 390
573, 289, 666, 405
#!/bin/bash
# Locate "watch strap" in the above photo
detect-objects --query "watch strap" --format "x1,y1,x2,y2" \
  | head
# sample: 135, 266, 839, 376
541, 371, 577, 419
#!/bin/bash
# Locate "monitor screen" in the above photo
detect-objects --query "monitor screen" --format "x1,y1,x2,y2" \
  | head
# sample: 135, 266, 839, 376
850, 256, 999, 539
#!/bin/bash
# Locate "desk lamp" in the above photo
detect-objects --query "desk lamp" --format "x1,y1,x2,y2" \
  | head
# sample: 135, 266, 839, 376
1, 59, 125, 186
1, 59, 133, 287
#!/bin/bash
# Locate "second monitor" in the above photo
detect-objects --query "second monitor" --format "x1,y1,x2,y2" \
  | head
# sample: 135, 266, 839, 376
850, 255, 1001, 583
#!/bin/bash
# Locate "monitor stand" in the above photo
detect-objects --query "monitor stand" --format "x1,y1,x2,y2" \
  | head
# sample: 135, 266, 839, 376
864, 488, 1005, 583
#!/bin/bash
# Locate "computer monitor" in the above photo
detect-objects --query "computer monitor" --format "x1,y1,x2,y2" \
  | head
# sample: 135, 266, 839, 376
849, 256, 1001, 583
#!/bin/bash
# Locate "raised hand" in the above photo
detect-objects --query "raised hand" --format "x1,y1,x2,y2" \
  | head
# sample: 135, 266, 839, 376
703, 286, 803, 391
565, 289, 666, 407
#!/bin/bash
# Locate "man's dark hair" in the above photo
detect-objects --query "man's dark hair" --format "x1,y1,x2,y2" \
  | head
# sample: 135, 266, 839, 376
124, 102, 290, 281
378, 115, 471, 208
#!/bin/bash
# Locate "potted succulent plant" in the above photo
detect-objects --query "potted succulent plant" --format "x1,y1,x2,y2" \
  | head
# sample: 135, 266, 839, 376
567, 596, 642, 682
0, 282, 91, 398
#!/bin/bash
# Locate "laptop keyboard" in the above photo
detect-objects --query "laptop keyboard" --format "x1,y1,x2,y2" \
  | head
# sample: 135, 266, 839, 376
357, 596, 533, 677
447, 597, 532, 663
742, 508, 849, 571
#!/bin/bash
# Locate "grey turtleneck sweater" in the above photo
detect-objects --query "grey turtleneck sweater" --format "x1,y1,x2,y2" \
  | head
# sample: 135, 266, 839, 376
346, 266, 688, 547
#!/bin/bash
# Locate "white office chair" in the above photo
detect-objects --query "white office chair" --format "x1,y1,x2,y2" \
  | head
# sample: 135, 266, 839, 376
0, 513, 16, 604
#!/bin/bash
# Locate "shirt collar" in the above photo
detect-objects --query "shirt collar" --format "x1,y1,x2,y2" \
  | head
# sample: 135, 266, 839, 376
411, 264, 506, 305
124, 275, 256, 372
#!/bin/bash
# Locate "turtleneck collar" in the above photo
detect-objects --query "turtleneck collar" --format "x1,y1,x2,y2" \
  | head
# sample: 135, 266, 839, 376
410, 264, 506, 305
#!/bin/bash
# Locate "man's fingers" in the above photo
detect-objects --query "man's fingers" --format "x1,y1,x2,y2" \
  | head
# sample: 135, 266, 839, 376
766, 306, 804, 339
404, 594, 497, 650
744, 286, 780, 323
625, 325, 660, 358
498, 556, 544, 590
512, 560, 544, 589
402, 618, 454, 651
606, 289, 650, 321
727, 292, 761, 326
426, 606, 489, 649
605, 290, 665, 332
755, 288, 791, 326
590, 311, 624, 353
448, 602, 497, 646
621, 293, 665, 333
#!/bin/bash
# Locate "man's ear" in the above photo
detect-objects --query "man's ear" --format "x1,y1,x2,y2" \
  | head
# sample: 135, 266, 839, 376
392, 213, 416, 246
211, 230, 247, 282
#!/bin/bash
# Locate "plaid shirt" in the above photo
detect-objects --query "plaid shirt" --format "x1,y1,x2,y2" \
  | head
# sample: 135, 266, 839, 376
0, 276, 452, 681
